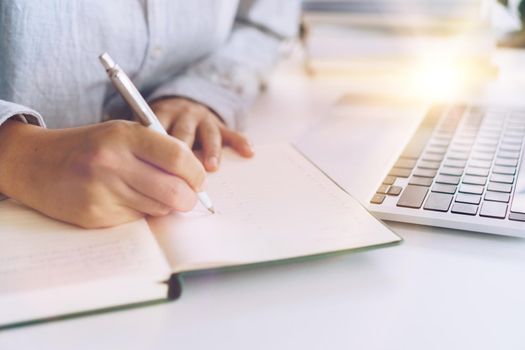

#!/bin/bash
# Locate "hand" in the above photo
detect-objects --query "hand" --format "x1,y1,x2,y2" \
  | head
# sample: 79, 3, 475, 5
150, 97, 254, 172
0, 119, 205, 228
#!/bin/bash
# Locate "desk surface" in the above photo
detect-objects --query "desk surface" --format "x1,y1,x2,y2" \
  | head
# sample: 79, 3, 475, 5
2, 48, 525, 350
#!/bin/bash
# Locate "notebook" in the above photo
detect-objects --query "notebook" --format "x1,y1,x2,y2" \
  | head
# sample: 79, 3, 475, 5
0, 143, 401, 328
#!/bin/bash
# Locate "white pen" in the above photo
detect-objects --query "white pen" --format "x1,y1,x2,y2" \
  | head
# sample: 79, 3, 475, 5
98, 52, 215, 214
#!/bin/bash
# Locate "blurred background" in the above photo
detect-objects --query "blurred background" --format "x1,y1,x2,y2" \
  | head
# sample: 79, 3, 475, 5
299, 0, 524, 101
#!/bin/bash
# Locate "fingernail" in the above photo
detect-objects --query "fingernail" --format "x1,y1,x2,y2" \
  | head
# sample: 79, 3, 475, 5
207, 156, 219, 169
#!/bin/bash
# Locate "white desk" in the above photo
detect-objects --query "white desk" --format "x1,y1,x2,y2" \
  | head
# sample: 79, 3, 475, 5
2, 48, 525, 350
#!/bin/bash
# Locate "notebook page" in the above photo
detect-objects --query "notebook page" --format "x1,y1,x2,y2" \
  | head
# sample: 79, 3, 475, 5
149, 143, 400, 273
0, 200, 171, 296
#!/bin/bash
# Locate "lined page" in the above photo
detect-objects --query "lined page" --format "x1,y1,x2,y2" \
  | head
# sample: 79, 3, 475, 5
0, 201, 171, 295
149, 143, 400, 273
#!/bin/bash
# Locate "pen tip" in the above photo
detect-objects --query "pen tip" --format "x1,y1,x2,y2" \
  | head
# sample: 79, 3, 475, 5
208, 207, 216, 214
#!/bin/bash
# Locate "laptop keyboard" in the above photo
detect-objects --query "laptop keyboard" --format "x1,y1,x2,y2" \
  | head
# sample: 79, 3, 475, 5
370, 105, 525, 221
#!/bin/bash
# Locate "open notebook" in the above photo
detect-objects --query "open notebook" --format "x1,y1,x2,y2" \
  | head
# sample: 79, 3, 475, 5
0, 143, 400, 328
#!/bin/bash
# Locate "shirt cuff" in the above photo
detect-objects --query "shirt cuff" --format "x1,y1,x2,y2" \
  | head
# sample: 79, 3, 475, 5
0, 101, 45, 128
148, 75, 244, 130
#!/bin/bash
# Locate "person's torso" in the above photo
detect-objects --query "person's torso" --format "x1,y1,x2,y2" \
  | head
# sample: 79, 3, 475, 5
0, 0, 238, 128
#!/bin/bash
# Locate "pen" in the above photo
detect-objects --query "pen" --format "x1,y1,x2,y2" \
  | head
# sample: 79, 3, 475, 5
98, 52, 215, 214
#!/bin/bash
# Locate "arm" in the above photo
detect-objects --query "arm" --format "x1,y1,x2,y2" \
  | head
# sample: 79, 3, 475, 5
0, 102, 205, 228
150, 0, 301, 129
148, 0, 301, 171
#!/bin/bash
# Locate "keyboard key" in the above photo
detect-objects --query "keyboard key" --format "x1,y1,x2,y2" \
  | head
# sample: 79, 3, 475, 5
501, 137, 522, 145
434, 131, 454, 139
396, 185, 429, 209
487, 182, 512, 193
422, 153, 444, 162
503, 131, 525, 138
480, 201, 508, 219
432, 184, 457, 194
462, 175, 487, 186
459, 184, 484, 195
470, 152, 494, 161
451, 202, 478, 215
498, 150, 521, 159
426, 146, 447, 154
477, 138, 499, 146
447, 151, 469, 160
492, 166, 516, 175
440, 167, 463, 176
473, 145, 497, 153
478, 131, 499, 139
370, 193, 386, 204
495, 158, 518, 167
508, 128, 525, 135
418, 161, 441, 169
490, 174, 514, 184
455, 193, 481, 205
500, 144, 521, 152
457, 130, 477, 138
377, 185, 389, 194
509, 212, 525, 222
413, 168, 437, 178
435, 175, 461, 185
509, 111, 525, 119
449, 145, 471, 153
484, 191, 510, 203
443, 159, 466, 168
408, 176, 433, 187
394, 158, 417, 169
387, 186, 402, 196
502, 140, 523, 148
447, 105, 466, 118
484, 110, 504, 117
465, 167, 489, 177
424, 192, 453, 212
383, 176, 396, 185
453, 138, 475, 147
389, 168, 411, 178
468, 159, 492, 168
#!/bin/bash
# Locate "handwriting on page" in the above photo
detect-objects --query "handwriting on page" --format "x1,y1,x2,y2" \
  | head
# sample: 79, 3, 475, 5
208, 148, 366, 235
149, 143, 396, 273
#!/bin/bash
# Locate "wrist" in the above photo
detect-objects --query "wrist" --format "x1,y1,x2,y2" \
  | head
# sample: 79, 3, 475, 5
0, 120, 45, 198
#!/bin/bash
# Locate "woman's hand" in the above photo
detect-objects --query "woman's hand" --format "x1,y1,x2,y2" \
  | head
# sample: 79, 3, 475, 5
0, 119, 205, 228
150, 97, 254, 172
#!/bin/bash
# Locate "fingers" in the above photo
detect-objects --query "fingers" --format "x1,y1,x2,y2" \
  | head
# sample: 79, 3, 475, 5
197, 120, 222, 172
121, 183, 174, 217
130, 127, 206, 191
221, 127, 254, 158
168, 114, 199, 147
122, 157, 198, 212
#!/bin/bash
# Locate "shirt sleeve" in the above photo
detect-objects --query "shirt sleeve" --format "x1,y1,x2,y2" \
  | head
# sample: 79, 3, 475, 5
0, 100, 46, 128
148, 0, 301, 129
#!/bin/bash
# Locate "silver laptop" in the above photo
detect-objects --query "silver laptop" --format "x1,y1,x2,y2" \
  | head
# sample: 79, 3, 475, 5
367, 104, 525, 237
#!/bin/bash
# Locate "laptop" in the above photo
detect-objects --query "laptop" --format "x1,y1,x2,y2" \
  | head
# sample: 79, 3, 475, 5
367, 104, 525, 237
